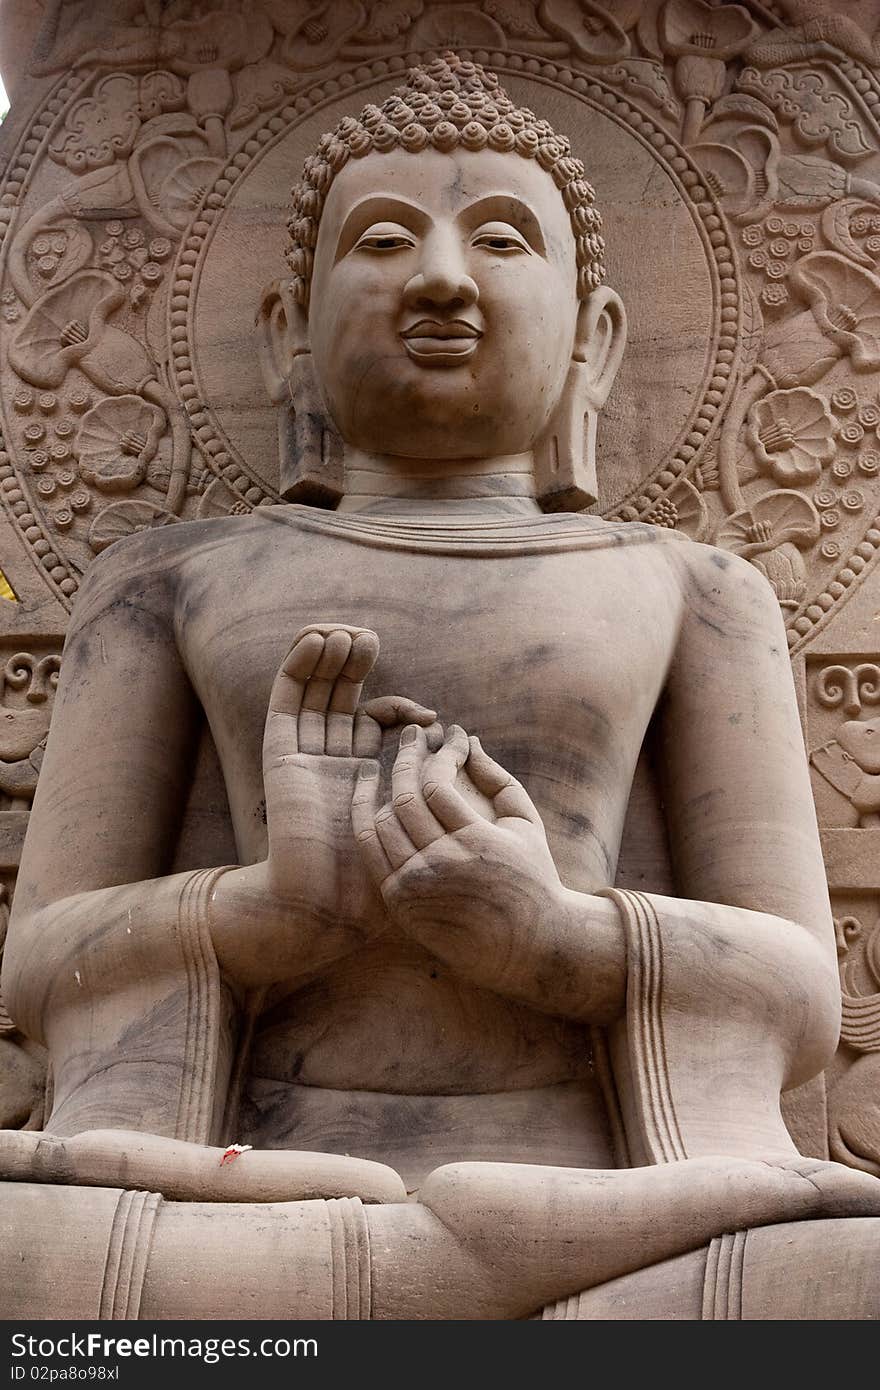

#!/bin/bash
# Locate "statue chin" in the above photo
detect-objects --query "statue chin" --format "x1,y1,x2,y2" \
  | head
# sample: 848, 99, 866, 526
323, 380, 551, 465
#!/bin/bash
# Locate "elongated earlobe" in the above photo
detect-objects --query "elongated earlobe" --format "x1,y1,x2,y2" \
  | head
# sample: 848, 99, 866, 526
535, 286, 626, 513
279, 353, 344, 507
258, 279, 344, 507
534, 366, 599, 511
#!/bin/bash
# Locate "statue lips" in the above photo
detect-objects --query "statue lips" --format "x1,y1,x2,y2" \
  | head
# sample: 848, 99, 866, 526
400, 318, 482, 367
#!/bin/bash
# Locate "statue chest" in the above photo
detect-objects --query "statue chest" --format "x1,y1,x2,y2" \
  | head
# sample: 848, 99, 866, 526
182, 531, 681, 885
174, 528, 682, 1139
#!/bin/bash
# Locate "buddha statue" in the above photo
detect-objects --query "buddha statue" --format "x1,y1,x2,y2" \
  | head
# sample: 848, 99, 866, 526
3, 54, 880, 1322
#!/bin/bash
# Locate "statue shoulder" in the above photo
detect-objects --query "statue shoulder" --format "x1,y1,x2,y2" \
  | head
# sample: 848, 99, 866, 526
672, 535, 786, 643
602, 521, 777, 624
70, 512, 277, 631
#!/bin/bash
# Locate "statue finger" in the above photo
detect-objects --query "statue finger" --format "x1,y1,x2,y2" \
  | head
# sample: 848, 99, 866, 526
347, 627, 380, 673
352, 711, 381, 758
325, 631, 381, 755
374, 802, 419, 871
392, 726, 445, 849
421, 780, 478, 832
421, 725, 477, 832
305, 628, 353, 704
301, 622, 374, 644
299, 629, 353, 753
325, 712, 354, 757
268, 629, 325, 725
425, 720, 444, 752
351, 762, 391, 883
466, 736, 541, 824
423, 723, 470, 786
362, 695, 437, 728
328, 630, 381, 718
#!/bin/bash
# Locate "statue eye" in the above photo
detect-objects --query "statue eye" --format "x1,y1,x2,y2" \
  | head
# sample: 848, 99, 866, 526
354, 224, 416, 253
472, 224, 530, 255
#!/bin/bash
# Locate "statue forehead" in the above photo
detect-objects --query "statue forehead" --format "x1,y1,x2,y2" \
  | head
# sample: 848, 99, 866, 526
314, 148, 575, 259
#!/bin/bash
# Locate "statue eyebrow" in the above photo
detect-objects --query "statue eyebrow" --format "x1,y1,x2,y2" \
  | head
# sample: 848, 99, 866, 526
458, 195, 547, 256
334, 192, 549, 263
335, 195, 429, 262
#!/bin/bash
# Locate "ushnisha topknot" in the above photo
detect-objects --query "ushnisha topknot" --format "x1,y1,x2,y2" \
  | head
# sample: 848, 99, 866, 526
286, 52, 605, 310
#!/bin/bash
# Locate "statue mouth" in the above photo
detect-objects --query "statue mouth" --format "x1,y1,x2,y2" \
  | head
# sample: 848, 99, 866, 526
400, 319, 482, 366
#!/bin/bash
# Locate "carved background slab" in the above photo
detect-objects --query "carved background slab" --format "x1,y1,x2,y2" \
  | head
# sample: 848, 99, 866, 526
3, 0, 880, 1171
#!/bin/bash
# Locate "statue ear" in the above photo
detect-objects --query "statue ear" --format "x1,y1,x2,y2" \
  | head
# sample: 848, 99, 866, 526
535, 286, 627, 513
257, 279, 305, 405
257, 280, 343, 508
573, 285, 627, 403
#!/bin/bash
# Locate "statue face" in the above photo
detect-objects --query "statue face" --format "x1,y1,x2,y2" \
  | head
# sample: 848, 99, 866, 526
307, 148, 580, 459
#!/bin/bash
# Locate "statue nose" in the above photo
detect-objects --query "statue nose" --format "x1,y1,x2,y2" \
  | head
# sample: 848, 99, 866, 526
403, 232, 478, 312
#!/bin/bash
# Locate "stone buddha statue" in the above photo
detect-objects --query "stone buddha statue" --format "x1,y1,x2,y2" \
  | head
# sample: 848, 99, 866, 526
3, 54, 880, 1321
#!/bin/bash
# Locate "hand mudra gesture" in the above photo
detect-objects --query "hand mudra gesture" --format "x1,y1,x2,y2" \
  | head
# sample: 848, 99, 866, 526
209, 624, 439, 988
261, 623, 437, 908
351, 723, 565, 993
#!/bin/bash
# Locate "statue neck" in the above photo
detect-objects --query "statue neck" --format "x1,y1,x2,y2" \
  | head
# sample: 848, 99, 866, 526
337, 448, 543, 518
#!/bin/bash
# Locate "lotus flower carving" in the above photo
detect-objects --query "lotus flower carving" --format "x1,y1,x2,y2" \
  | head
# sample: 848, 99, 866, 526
756, 252, 880, 391
747, 387, 836, 485
661, 0, 761, 141
157, 156, 226, 230
10, 271, 155, 396
75, 396, 165, 494
159, 0, 275, 74
716, 489, 821, 608
88, 500, 177, 555
644, 477, 710, 541
9, 272, 125, 390
790, 252, 880, 371
660, 0, 758, 60
691, 121, 849, 224
196, 476, 253, 519
540, 1, 633, 62
272, 0, 366, 70
716, 488, 821, 558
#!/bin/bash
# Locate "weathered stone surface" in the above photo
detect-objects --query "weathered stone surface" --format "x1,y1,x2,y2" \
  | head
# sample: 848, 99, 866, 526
3, 4, 880, 1320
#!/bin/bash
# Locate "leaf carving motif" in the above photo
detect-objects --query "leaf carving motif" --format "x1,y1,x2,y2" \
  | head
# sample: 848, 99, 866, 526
738, 67, 873, 161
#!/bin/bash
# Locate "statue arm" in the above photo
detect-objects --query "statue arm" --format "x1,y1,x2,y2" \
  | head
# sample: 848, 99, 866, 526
587, 552, 841, 1162
0, 538, 244, 1137
4, 536, 202, 1038
657, 543, 840, 1085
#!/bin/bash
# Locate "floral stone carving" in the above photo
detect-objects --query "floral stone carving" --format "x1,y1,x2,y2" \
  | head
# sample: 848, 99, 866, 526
4, 2, 880, 1319
0, 48, 879, 1323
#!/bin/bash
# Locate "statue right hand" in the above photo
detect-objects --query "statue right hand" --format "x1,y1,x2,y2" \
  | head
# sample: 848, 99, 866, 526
262, 623, 437, 905
209, 625, 437, 988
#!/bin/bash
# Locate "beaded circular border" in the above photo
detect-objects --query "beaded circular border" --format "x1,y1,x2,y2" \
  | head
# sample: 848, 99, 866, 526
0, 71, 94, 610
733, 20, 880, 653
169, 49, 741, 521
2, 55, 879, 645
787, 53, 880, 650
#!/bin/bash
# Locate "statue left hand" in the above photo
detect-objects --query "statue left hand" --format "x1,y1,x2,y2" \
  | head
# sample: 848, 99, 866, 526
351, 724, 570, 997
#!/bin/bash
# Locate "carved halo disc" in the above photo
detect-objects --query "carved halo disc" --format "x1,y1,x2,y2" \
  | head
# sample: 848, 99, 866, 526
181, 57, 738, 516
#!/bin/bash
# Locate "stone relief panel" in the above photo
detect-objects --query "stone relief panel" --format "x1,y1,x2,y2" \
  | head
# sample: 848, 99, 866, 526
809, 657, 880, 827
0, 639, 60, 1132
0, 644, 61, 810
4, 0, 880, 1163
825, 895, 880, 1176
